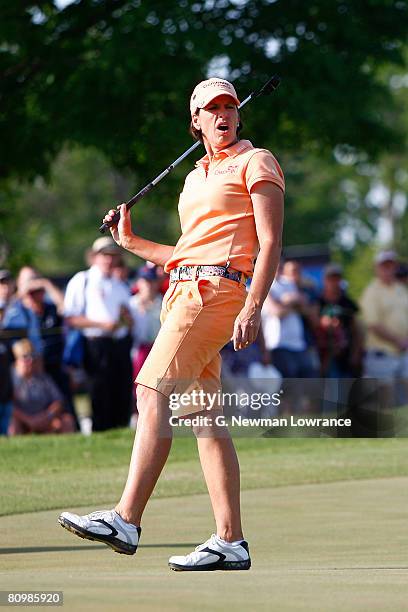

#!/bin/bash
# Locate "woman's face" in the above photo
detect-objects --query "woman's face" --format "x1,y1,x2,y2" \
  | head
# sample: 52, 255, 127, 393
192, 94, 239, 151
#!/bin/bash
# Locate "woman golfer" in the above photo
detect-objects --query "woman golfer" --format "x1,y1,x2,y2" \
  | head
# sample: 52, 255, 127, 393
59, 77, 284, 571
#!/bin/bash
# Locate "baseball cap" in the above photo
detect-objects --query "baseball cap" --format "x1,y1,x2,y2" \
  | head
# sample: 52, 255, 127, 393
324, 263, 343, 277
374, 250, 398, 265
0, 269, 12, 282
91, 236, 121, 255
190, 78, 240, 116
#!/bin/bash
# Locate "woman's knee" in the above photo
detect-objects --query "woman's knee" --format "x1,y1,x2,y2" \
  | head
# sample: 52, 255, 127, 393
136, 385, 169, 414
191, 410, 229, 438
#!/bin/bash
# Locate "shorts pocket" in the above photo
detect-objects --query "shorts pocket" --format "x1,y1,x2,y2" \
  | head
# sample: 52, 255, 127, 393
160, 283, 181, 324
196, 277, 221, 307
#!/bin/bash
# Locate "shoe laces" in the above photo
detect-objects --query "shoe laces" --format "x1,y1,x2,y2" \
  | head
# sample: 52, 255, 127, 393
195, 534, 217, 551
187, 534, 218, 562
88, 509, 115, 522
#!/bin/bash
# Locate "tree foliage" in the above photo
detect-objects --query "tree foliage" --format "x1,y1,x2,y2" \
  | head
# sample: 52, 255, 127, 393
0, 146, 182, 273
1, 0, 408, 273
1, 0, 407, 182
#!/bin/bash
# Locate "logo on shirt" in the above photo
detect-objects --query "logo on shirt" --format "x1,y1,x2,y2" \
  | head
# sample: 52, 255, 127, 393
214, 164, 239, 175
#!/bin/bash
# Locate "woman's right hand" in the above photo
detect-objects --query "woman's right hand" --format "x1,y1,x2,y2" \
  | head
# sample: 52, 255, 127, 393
102, 203, 134, 248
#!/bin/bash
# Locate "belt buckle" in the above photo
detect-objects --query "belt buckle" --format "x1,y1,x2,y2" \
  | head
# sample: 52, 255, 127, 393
194, 265, 200, 281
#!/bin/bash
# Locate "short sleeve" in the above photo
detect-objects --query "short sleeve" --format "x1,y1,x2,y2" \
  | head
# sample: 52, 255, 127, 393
245, 150, 285, 194
64, 272, 86, 317
2, 301, 43, 355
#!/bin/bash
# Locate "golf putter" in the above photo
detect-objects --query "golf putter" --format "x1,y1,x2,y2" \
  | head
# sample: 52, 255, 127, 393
99, 75, 281, 233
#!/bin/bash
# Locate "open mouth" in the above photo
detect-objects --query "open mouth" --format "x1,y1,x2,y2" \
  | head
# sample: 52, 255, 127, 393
217, 124, 229, 132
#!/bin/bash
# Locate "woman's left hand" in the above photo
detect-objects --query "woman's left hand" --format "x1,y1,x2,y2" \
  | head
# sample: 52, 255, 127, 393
232, 298, 262, 351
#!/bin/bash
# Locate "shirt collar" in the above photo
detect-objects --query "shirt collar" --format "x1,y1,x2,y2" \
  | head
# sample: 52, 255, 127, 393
195, 139, 253, 167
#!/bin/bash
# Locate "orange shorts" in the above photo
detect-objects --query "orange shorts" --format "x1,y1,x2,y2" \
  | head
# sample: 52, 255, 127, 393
135, 275, 247, 417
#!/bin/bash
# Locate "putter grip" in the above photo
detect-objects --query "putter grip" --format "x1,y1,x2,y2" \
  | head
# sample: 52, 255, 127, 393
99, 211, 120, 233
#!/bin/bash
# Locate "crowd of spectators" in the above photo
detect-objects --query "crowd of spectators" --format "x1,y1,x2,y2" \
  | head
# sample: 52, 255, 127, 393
1, 243, 407, 436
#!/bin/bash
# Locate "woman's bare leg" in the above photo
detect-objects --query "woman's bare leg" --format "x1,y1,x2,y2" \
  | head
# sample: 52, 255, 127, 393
115, 385, 172, 526
194, 410, 243, 542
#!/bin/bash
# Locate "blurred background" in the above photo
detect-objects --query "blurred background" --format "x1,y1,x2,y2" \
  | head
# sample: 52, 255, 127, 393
2, 6, 408, 605
1, 0, 408, 436
0, 0, 407, 293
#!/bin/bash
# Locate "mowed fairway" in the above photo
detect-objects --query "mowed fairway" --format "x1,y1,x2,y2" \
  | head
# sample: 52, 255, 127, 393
1, 435, 408, 611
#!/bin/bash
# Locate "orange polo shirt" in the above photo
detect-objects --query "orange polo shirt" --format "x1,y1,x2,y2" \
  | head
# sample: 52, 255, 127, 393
164, 139, 285, 277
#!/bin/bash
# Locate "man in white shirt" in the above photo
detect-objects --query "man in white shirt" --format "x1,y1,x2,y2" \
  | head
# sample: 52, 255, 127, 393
64, 237, 133, 431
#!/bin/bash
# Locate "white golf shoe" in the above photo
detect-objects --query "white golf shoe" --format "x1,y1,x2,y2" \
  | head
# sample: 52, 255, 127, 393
169, 534, 251, 571
58, 509, 140, 555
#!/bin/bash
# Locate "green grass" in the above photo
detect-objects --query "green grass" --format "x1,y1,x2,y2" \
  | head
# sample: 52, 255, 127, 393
1, 430, 408, 517
2, 480, 408, 611
2, 431, 408, 611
